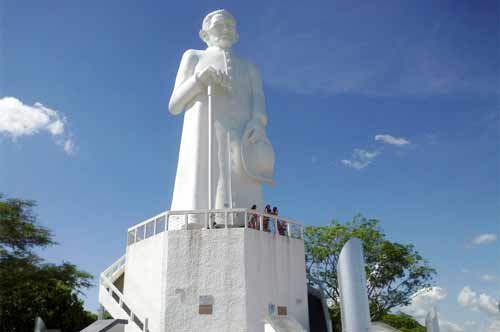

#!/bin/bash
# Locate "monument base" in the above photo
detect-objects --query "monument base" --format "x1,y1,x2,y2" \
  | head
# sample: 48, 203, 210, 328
101, 225, 309, 332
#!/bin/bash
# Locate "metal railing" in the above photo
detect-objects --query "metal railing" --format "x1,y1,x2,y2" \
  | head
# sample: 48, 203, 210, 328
102, 255, 126, 281
100, 261, 149, 331
126, 208, 304, 247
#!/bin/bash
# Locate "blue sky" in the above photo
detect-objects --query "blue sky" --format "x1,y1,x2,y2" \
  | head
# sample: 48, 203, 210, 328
1, 0, 498, 330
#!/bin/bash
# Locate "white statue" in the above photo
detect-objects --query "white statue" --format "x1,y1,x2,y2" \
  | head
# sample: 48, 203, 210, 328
168, 9, 274, 227
425, 307, 440, 332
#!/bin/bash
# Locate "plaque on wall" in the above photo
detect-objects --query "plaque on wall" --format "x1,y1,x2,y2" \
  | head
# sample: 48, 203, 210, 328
277, 306, 287, 316
199, 295, 214, 315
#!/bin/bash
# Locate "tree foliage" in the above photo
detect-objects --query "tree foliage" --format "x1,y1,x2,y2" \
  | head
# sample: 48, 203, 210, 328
380, 313, 426, 332
0, 196, 54, 255
0, 195, 96, 332
305, 215, 435, 330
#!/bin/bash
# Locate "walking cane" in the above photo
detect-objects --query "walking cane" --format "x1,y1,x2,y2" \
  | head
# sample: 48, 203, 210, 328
207, 67, 232, 228
208, 84, 212, 217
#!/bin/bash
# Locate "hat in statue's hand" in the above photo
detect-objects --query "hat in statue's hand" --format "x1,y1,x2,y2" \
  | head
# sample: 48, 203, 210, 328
241, 137, 275, 185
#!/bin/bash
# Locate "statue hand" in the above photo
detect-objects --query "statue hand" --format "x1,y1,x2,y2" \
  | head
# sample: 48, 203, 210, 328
195, 66, 228, 89
244, 121, 267, 144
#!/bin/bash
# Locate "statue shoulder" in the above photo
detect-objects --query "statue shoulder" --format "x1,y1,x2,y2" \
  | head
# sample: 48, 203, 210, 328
180, 49, 203, 62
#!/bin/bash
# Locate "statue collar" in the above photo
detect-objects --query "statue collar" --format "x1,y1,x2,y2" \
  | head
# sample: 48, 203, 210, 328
207, 46, 232, 54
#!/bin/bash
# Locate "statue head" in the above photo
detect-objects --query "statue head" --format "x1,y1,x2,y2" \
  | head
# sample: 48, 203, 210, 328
199, 9, 239, 49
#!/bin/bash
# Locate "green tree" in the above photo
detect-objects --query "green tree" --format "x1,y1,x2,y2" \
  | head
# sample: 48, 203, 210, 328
0, 195, 96, 332
0, 195, 54, 255
380, 312, 426, 332
305, 215, 435, 331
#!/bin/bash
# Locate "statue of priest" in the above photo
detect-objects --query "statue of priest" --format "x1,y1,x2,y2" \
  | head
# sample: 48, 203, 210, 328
168, 9, 274, 228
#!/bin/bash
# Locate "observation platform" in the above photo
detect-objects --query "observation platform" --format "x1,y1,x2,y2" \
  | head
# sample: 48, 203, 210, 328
99, 209, 309, 332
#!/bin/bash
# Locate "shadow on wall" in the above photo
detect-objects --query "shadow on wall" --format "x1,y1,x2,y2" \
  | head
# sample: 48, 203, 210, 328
308, 287, 332, 332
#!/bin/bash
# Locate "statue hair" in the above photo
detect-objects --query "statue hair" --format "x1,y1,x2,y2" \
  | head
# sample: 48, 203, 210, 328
199, 9, 239, 46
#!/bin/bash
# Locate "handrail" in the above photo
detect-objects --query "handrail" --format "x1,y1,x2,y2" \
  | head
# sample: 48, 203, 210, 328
100, 270, 149, 331
168, 208, 247, 214
126, 208, 304, 247
102, 255, 126, 279
127, 211, 169, 232
169, 208, 303, 226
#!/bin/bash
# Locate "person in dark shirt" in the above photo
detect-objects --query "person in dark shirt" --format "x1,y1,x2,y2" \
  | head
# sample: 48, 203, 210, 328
248, 204, 258, 229
263, 205, 271, 232
272, 206, 286, 236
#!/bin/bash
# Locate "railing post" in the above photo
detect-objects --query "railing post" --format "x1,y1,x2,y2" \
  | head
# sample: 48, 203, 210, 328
224, 211, 228, 228
144, 318, 149, 332
259, 215, 263, 231
287, 223, 291, 238
205, 212, 209, 229
274, 217, 278, 236
98, 304, 104, 320
244, 211, 248, 228
165, 213, 169, 231
300, 226, 304, 239
184, 213, 188, 229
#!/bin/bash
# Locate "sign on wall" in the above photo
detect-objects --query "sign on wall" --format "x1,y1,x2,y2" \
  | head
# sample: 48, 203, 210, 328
199, 295, 214, 315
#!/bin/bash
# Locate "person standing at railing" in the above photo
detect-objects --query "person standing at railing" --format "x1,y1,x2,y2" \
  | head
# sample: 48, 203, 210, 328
273, 206, 286, 236
269, 206, 278, 237
248, 204, 258, 229
263, 205, 272, 232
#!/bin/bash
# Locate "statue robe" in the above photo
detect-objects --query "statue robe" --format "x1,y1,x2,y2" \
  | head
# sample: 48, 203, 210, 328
168, 46, 272, 227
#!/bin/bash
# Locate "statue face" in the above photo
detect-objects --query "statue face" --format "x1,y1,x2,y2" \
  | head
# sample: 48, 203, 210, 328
205, 14, 238, 48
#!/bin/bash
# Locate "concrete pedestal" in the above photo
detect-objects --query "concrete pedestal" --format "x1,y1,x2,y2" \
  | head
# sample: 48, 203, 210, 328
121, 228, 309, 332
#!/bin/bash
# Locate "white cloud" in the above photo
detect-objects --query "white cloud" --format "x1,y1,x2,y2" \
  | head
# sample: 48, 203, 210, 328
402, 286, 447, 320
440, 320, 465, 332
471, 233, 498, 246
400, 287, 485, 332
341, 133, 413, 170
481, 274, 499, 282
0, 97, 63, 137
47, 119, 64, 135
375, 134, 410, 146
64, 139, 75, 154
463, 321, 479, 330
0, 96, 74, 154
489, 320, 500, 332
341, 148, 380, 169
479, 293, 500, 316
458, 286, 500, 331
458, 287, 477, 307
399, 286, 500, 332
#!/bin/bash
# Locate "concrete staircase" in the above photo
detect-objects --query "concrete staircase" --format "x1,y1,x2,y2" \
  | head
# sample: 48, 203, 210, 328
99, 256, 149, 332
80, 319, 128, 332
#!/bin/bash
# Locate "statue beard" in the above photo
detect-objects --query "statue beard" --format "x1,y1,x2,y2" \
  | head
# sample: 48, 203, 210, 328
208, 34, 236, 49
